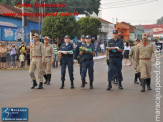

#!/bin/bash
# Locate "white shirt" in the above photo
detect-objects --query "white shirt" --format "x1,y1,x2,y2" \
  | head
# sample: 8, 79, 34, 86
100, 44, 105, 49
124, 46, 131, 51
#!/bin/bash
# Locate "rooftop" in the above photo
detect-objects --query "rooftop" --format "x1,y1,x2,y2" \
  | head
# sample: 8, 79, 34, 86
0, 3, 39, 22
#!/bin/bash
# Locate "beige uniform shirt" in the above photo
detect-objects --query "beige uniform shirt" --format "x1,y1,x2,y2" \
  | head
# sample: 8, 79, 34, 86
44, 44, 55, 62
135, 42, 156, 63
30, 41, 45, 62
0, 46, 2, 57
129, 46, 136, 62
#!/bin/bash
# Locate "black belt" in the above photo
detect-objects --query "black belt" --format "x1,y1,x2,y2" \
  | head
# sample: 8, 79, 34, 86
83, 58, 93, 62
62, 54, 73, 58
110, 56, 122, 58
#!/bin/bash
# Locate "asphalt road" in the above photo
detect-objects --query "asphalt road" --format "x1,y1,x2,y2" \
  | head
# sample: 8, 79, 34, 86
0, 56, 163, 122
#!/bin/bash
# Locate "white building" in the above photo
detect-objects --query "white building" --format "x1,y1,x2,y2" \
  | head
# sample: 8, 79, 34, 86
97, 18, 114, 42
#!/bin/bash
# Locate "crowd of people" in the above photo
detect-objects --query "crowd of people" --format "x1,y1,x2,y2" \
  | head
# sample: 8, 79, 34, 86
0, 38, 107, 70
0, 41, 59, 70
0, 42, 30, 69
0, 31, 159, 92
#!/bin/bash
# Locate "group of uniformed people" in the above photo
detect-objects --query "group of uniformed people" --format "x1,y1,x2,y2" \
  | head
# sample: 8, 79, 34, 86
29, 30, 157, 92
106, 30, 156, 92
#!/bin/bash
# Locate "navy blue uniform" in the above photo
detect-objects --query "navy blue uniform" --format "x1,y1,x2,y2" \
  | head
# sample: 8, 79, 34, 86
108, 38, 124, 82
81, 43, 95, 82
74, 42, 86, 75
60, 43, 74, 81
74, 42, 82, 59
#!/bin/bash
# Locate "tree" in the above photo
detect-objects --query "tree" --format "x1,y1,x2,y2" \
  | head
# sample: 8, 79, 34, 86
77, 16, 101, 38
41, 14, 79, 41
0, 0, 101, 15
157, 16, 163, 24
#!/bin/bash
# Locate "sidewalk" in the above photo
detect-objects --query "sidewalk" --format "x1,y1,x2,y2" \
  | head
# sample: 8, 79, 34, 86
0, 54, 106, 71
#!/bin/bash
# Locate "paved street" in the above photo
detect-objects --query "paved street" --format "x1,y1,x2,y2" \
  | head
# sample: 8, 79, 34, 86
0, 56, 163, 122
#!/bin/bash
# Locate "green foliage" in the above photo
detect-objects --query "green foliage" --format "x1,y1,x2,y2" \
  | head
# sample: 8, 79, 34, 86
153, 38, 158, 42
157, 16, 163, 24
0, 0, 100, 15
77, 16, 101, 37
41, 14, 79, 40
128, 40, 134, 46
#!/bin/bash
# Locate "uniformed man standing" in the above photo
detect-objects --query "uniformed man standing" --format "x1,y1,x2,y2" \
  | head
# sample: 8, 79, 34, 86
59, 35, 74, 89
80, 35, 95, 89
74, 35, 86, 74
74, 35, 87, 85
107, 30, 124, 90
42, 36, 54, 85
135, 33, 156, 92
29, 33, 45, 89
129, 39, 141, 84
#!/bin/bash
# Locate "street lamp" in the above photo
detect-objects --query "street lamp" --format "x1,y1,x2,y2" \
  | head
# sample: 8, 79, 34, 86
22, 0, 25, 42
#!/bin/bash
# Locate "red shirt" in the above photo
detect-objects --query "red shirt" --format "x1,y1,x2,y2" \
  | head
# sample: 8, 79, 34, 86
142, 41, 147, 46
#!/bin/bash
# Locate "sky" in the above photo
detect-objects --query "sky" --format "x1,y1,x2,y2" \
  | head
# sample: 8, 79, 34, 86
100, 0, 163, 25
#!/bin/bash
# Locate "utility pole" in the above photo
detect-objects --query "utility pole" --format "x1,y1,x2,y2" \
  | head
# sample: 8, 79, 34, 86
116, 17, 118, 24
22, 0, 25, 42
38, 0, 41, 41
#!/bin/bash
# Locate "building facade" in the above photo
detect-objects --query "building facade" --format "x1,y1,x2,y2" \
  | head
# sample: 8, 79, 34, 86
97, 18, 114, 42
130, 25, 144, 41
0, 4, 40, 45
142, 24, 163, 38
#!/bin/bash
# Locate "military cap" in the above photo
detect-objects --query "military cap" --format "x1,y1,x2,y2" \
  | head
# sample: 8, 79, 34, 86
142, 33, 148, 39
85, 35, 91, 39
81, 35, 85, 39
64, 35, 70, 39
113, 30, 118, 34
33, 33, 39, 38
44, 36, 50, 40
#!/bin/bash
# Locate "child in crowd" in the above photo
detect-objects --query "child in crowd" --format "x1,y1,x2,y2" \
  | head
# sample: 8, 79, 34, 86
1, 44, 7, 69
19, 52, 25, 68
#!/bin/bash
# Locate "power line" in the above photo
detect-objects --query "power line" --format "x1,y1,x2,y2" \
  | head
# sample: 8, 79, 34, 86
101, 0, 158, 9
101, 0, 151, 6
101, 0, 145, 5
118, 18, 156, 22
110, 17, 157, 24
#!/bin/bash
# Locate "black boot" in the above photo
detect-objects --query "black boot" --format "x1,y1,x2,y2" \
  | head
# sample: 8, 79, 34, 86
140, 79, 146, 92
81, 81, 87, 87
138, 72, 142, 85
47, 74, 51, 85
70, 80, 74, 89
107, 81, 112, 90
37, 82, 43, 89
81, 79, 85, 88
43, 75, 47, 84
60, 81, 65, 89
90, 81, 93, 89
134, 73, 139, 84
118, 82, 123, 89
31, 80, 37, 89
146, 78, 152, 90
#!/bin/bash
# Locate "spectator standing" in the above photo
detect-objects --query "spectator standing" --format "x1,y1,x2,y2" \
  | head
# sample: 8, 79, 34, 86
94, 40, 98, 56
100, 43, 105, 53
19, 52, 25, 68
6, 42, 11, 68
123, 42, 131, 66
53, 43, 58, 68
10, 43, 17, 68
1, 44, 7, 69
0, 42, 2, 68
19, 42, 26, 66
26, 42, 30, 67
